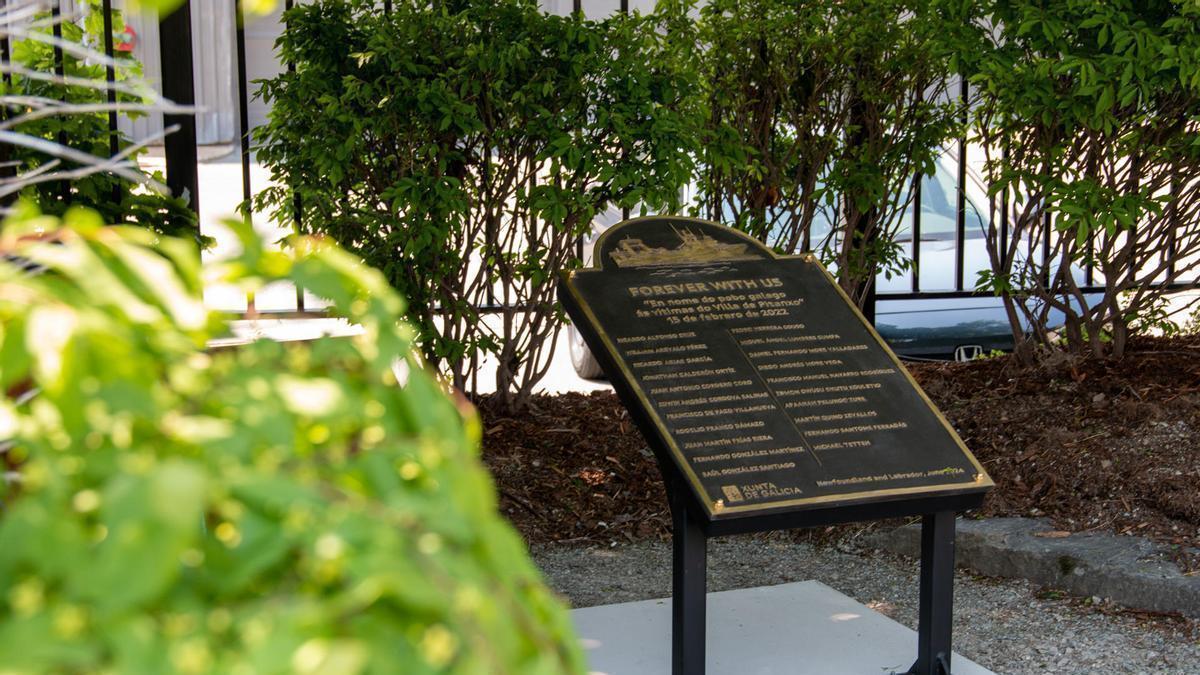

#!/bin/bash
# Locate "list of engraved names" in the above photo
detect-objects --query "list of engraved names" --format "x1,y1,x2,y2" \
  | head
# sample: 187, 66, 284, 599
615, 274, 918, 490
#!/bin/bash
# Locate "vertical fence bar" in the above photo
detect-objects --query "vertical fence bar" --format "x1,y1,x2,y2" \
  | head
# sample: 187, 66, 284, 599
1027, 199, 1036, 274
1000, 186, 1010, 268
909, 85, 925, 294
707, 166, 716, 223
100, 0, 119, 206
0, 0, 11, 189
282, 0, 305, 311
50, 3, 67, 200
0, 0, 9, 87
954, 78, 967, 293
486, 163, 496, 307
621, 0, 629, 221
911, 174, 921, 293
1085, 221, 1094, 287
234, 0, 252, 208
1041, 212, 1051, 287
999, 148, 1009, 272
1167, 179, 1178, 283
159, 0, 200, 215
235, 0, 254, 313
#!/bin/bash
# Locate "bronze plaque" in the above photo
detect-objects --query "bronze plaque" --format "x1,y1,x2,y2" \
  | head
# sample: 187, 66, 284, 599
560, 216, 992, 519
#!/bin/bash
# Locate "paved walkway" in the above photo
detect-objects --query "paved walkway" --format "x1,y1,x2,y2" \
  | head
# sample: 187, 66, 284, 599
533, 536, 1200, 674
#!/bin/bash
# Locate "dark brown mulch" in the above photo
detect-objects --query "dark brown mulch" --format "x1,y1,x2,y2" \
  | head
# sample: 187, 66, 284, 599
479, 393, 671, 545
912, 335, 1200, 550
478, 336, 1200, 549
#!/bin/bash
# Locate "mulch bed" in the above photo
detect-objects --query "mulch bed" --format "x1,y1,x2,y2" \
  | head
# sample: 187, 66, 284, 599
477, 336, 1200, 551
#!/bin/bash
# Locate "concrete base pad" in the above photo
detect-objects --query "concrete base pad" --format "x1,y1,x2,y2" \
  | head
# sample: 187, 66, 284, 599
571, 581, 994, 675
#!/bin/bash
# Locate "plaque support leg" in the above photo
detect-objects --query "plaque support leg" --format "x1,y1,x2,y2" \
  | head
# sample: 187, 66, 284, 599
909, 510, 956, 675
670, 479, 707, 675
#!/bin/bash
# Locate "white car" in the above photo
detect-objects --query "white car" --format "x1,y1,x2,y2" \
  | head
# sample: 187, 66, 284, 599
873, 160, 1100, 359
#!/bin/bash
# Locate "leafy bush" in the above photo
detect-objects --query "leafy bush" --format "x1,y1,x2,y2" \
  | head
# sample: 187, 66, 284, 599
253, 0, 701, 410
947, 0, 1200, 359
0, 208, 583, 674
1, 1, 196, 238
682, 0, 962, 306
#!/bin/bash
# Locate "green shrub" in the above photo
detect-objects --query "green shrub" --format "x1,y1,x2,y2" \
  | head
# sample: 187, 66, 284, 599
253, 0, 702, 410
682, 0, 962, 306
1, 1, 197, 238
946, 0, 1200, 359
0, 207, 584, 674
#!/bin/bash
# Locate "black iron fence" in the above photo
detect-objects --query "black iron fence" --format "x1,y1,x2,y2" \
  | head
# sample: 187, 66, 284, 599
14, 0, 1200, 322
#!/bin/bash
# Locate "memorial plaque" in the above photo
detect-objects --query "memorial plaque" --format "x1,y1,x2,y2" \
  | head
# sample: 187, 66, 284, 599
560, 216, 993, 520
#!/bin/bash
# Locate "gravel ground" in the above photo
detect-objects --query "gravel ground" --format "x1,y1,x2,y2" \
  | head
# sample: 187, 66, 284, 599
532, 535, 1200, 674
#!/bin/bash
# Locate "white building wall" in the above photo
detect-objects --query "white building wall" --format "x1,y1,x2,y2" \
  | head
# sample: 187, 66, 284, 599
118, 0, 237, 145
240, 2, 289, 140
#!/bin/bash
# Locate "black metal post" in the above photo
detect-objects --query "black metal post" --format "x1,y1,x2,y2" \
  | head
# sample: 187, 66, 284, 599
1167, 179, 1178, 281
999, 146, 1009, 272
670, 476, 707, 675
100, 0, 119, 205
910, 510, 956, 675
233, 0, 255, 313
1041, 212, 1052, 287
911, 174, 922, 294
0, 0, 12, 192
282, 0, 305, 311
954, 78, 968, 293
909, 85, 925, 296
159, 0, 199, 214
50, 3, 67, 201
234, 0, 252, 208
1085, 230, 1094, 287
621, 0, 629, 222
0, 0, 9, 87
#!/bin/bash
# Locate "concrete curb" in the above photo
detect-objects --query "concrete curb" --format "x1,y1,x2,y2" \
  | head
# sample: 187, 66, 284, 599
868, 517, 1200, 618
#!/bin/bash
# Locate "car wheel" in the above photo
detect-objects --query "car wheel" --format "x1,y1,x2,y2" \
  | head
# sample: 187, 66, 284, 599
568, 324, 605, 379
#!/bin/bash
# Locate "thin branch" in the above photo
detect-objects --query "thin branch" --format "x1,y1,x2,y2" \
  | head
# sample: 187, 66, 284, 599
0, 64, 160, 99
0, 125, 177, 198
0, 101, 194, 129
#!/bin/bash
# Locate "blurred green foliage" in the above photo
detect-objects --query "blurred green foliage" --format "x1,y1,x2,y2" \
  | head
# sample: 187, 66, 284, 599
0, 207, 584, 674
129, 0, 185, 12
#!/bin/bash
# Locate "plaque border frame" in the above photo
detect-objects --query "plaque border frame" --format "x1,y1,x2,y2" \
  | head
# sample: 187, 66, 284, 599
562, 214, 994, 520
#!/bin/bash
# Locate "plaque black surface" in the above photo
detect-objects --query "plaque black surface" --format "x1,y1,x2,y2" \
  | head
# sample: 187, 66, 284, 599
560, 216, 993, 521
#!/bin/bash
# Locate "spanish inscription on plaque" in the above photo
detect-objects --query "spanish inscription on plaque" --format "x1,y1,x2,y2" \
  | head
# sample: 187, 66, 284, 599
560, 216, 993, 518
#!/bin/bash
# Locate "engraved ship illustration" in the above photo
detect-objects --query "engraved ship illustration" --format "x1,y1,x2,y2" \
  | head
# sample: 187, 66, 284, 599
609, 226, 759, 268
